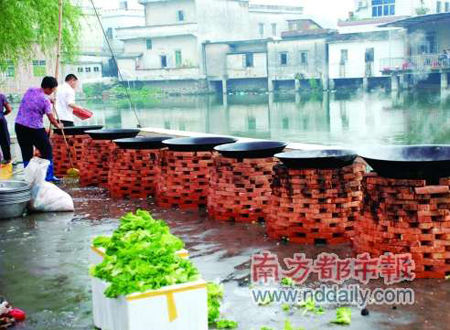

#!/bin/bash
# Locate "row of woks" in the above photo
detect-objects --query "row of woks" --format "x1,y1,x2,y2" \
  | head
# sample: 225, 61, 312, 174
53, 127, 450, 278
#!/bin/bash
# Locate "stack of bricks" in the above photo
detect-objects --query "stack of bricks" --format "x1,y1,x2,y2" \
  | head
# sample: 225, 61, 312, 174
51, 134, 90, 177
353, 173, 450, 279
207, 155, 277, 222
267, 162, 366, 245
108, 148, 161, 199
79, 139, 116, 188
156, 150, 215, 209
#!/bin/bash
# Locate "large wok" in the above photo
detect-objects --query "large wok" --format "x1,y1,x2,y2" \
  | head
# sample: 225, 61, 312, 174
275, 149, 357, 169
53, 125, 103, 135
163, 137, 237, 152
215, 141, 287, 159
113, 136, 174, 150
85, 129, 140, 140
359, 145, 450, 180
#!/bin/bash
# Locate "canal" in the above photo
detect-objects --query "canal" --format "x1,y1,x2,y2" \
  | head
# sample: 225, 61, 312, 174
6, 90, 450, 145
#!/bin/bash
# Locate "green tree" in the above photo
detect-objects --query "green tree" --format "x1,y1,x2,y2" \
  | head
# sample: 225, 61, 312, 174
0, 0, 82, 66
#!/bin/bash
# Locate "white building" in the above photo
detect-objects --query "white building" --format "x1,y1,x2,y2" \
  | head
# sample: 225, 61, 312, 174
115, 0, 303, 92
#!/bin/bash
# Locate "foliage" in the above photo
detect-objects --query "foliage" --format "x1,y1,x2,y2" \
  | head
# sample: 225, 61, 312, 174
82, 83, 114, 99
283, 319, 304, 330
416, 1, 430, 15
260, 327, 274, 330
216, 319, 238, 329
91, 210, 200, 298
331, 307, 352, 326
280, 277, 295, 287
296, 298, 324, 315
207, 282, 224, 324
0, 0, 82, 66
282, 303, 291, 312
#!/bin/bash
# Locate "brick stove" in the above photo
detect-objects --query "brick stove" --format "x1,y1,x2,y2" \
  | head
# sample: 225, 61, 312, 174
156, 150, 215, 209
354, 174, 450, 279
267, 162, 366, 245
51, 134, 90, 177
208, 155, 276, 222
79, 139, 116, 188
107, 148, 161, 199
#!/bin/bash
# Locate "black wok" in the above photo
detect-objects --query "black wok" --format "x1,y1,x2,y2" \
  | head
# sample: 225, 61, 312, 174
85, 129, 140, 140
215, 141, 287, 159
53, 125, 103, 135
275, 149, 357, 169
163, 137, 237, 152
359, 145, 450, 180
113, 136, 174, 150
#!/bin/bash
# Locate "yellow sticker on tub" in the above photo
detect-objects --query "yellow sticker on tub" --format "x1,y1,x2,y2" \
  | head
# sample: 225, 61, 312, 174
126, 282, 206, 322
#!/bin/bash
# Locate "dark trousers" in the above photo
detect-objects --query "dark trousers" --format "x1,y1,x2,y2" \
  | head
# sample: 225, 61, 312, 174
15, 123, 53, 163
60, 120, 74, 127
0, 116, 11, 162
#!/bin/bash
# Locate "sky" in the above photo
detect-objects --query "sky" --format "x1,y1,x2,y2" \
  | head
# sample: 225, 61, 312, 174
87, 0, 356, 27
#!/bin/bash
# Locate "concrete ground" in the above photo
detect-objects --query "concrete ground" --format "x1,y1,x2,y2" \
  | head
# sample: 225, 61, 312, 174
0, 183, 449, 329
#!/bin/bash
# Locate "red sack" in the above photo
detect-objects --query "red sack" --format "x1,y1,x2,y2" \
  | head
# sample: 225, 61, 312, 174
73, 106, 93, 120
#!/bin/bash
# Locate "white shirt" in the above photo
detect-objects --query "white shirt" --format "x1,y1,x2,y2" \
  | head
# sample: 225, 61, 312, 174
55, 82, 76, 122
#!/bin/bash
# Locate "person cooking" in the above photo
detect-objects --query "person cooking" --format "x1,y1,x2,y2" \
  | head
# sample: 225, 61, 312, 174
0, 92, 12, 164
15, 76, 63, 182
55, 74, 88, 127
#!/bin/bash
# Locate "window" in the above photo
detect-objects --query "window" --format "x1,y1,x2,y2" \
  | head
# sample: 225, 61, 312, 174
32, 60, 46, 77
280, 52, 288, 65
340, 49, 348, 64
119, 1, 128, 10
244, 53, 254, 68
446, 2, 449, 12
94, 67, 100, 72
177, 10, 185, 21
106, 28, 113, 39
365, 48, 374, 62
77, 67, 84, 73
371, 0, 395, 17
258, 23, 264, 37
437, 1, 442, 12
161, 55, 167, 68
146, 39, 152, 50
271, 23, 277, 36
2, 60, 15, 77
85, 67, 91, 73
300, 51, 308, 65
175, 50, 182, 67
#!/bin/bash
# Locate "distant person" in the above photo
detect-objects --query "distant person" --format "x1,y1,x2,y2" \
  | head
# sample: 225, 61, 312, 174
55, 74, 88, 127
439, 49, 449, 67
15, 76, 63, 182
0, 92, 12, 164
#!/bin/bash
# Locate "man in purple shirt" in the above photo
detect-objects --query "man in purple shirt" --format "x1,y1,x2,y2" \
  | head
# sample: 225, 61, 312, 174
0, 93, 12, 164
15, 76, 63, 182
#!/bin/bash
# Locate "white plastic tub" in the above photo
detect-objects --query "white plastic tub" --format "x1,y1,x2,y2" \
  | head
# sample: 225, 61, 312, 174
90, 245, 191, 329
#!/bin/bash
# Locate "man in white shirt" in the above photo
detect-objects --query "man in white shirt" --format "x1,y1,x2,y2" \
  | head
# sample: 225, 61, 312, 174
55, 74, 86, 127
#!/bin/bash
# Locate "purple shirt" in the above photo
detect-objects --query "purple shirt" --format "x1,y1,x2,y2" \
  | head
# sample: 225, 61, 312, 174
0, 93, 7, 118
15, 88, 52, 129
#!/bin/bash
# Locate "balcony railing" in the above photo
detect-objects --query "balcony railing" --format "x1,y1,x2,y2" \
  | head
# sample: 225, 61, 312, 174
380, 54, 450, 74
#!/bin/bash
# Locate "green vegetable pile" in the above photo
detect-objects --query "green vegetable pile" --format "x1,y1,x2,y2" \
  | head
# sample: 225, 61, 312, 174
331, 307, 352, 325
91, 210, 200, 298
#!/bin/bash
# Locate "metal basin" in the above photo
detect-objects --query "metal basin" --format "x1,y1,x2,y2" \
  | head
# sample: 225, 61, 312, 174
0, 180, 31, 194
275, 149, 357, 169
215, 141, 287, 159
0, 201, 29, 219
163, 137, 237, 152
358, 145, 450, 180
0, 181, 31, 220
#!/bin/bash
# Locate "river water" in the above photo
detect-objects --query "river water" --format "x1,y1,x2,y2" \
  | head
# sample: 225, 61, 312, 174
75, 89, 450, 146
6, 90, 450, 146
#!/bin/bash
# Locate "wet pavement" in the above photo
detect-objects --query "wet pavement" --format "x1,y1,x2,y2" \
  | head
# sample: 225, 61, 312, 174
0, 183, 449, 330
